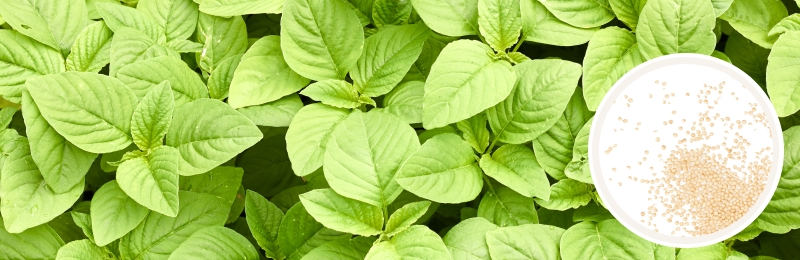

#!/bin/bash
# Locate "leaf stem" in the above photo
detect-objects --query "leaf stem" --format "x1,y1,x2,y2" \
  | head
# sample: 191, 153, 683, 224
512, 33, 525, 53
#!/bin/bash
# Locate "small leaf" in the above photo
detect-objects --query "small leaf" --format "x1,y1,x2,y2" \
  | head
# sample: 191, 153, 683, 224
0, 0, 87, 53
486, 224, 564, 259
534, 179, 593, 210
720, 0, 788, 49
382, 81, 425, 124
208, 54, 243, 100
384, 201, 432, 237
286, 103, 350, 177
480, 144, 550, 199
521, 0, 598, 46
0, 30, 65, 103
409, 0, 479, 36
0, 218, 64, 259
560, 219, 656, 260
537, 0, 615, 28
533, 89, 594, 180
372, 0, 412, 28
245, 190, 285, 260
607, 0, 647, 31
443, 217, 498, 260
457, 113, 490, 153
477, 0, 522, 51
116, 56, 209, 108
769, 14, 800, 37
300, 188, 384, 236
237, 94, 303, 127
168, 226, 259, 260
582, 26, 644, 111
365, 225, 451, 260
96, 3, 165, 40
137, 0, 199, 41
131, 81, 174, 151
117, 146, 180, 217
636, 0, 717, 60
351, 24, 430, 97
278, 203, 349, 260
66, 21, 114, 73
90, 181, 149, 247
478, 186, 538, 227
767, 31, 800, 117
56, 239, 114, 260
199, 0, 283, 17
303, 237, 374, 260
196, 13, 248, 74
300, 80, 362, 109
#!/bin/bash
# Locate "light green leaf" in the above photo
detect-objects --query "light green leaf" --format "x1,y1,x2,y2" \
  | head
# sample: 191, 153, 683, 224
676, 243, 728, 260
365, 225, 451, 260
396, 133, 483, 204
487, 59, 581, 144
0, 107, 17, 130
200, 0, 282, 16
423, 40, 516, 129
478, 186, 538, 227
163, 39, 203, 53
119, 191, 229, 260
725, 31, 769, 87
534, 179, 593, 210
480, 144, 550, 199
302, 237, 374, 260
90, 181, 149, 246
286, 103, 350, 177
228, 35, 309, 108
56, 239, 114, 260
711, 50, 731, 63
720, 0, 788, 49
564, 118, 593, 183
731, 223, 763, 241
166, 99, 262, 175
560, 219, 655, 260
245, 190, 285, 260
100, 144, 138, 173
47, 212, 87, 244
486, 224, 564, 260
755, 126, 800, 232
117, 146, 180, 217
279, 203, 349, 260
138, 0, 198, 41
608, 0, 647, 31
324, 110, 420, 208
71, 212, 94, 243
208, 54, 242, 100
280, 0, 364, 81
196, 13, 248, 73
712, 0, 733, 17
537, 0, 615, 28
0, 218, 64, 259
179, 166, 243, 208
168, 226, 259, 260
372, 0, 412, 28
26, 72, 137, 154
384, 201, 431, 237
582, 27, 645, 110
117, 56, 209, 108
0, 30, 65, 103
21, 91, 97, 193
237, 94, 303, 127
300, 80, 362, 109
767, 31, 800, 117
404, 33, 455, 82
409, 0, 478, 36
0, 0, 86, 53
572, 202, 613, 222
521, 0, 598, 46
96, 3, 165, 40
636, 0, 717, 60
0, 139, 83, 233
382, 81, 425, 124
109, 27, 158, 76
300, 188, 384, 236
457, 113, 490, 153
66, 21, 114, 73
352, 24, 429, 97
769, 14, 800, 37
443, 217, 498, 260
478, 0, 521, 51
533, 89, 593, 180
131, 82, 174, 150
271, 185, 308, 213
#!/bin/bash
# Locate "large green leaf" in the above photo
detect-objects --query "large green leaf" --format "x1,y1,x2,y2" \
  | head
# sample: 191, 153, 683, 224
55, 239, 113, 260
480, 144, 549, 199
725, 31, 769, 88
478, 186, 539, 227
423, 40, 516, 129
384, 201, 431, 237
636, 0, 717, 60
168, 226, 259, 260
117, 146, 181, 217
245, 190, 284, 260
478, 0, 521, 51
0, 139, 84, 233
755, 126, 800, 232
300, 188, 384, 236
228, 36, 309, 109
372, 0, 412, 28
0, 219, 64, 259
487, 59, 582, 144
520, 0, 598, 47
443, 217, 498, 260
66, 21, 114, 73
109, 27, 162, 77
720, 0, 788, 49
0, 0, 86, 53
196, 13, 248, 73
382, 81, 425, 124
280, 0, 364, 81
199, 0, 283, 16
166, 99, 262, 175
537, 0, 615, 28
769, 14, 800, 37
396, 133, 483, 204
766, 31, 800, 117
532, 90, 593, 180
486, 224, 564, 259
21, 91, 97, 193
324, 110, 420, 208
560, 219, 656, 260
534, 179, 593, 210
352, 24, 429, 97
409, 0, 479, 36
208, 54, 242, 100
116, 56, 209, 108
138, 0, 198, 41
119, 191, 229, 260
179, 166, 243, 207
582, 26, 645, 110
130, 82, 174, 151
26, 72, 137, 154
302, 237, 374, 260
90, 181, 149, 246
608, 0, 647, 31
286, 103, 350, 177
278, 203, 349, 260
365, 225, 451, 260
457, 113, 490, 153
300, 80, 364, 109
0, 30, 65, 103
96, 3, 164, 40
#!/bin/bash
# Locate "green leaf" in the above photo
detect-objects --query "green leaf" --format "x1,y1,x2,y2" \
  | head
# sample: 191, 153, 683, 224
478, 186, 538, 227
324, 110, 420, 208
382, 81, 425, 124
485, 224, 564, 260
71, 212, 94, 242
0, 218, 64, 259
725, 31, 769, 88
480, 144, 550, 199
487, 59, 582, 144
0, 30, 65, 103
676, 243, 728, 260
116, 56, 210, 108
560, 219, 656, 260
300, 80, 362, 109
286, 103, 350, 177
196, 13, 249, 73
409, 0, 478, 36
404, 33, 455, 82
478, 0, 521, 51
0, 0, 86, 53
117, 146, 180, 217
138, 0, 198, 41
755, 126, 800, 232
47, 212, 86, 244
228, 36, 309, 109
90, 181, 149, 247
384, 201, 431, 237
119, 191, 229, 260
534, 179, 593, 210
96, 3, 165, 41
278, 203, 349, 260
237, 94, 303, 127
582, 26, 645, 110
166, 99, 262, 175
372, 0, 412, 28
0, 107, 17, 130
564, 118, 593, 183
608, 0, 647, 31
66, 21, 114, 73
720, 0, 788, 49
56, 239, 114, 260
537, 0, 615, 28
238, 133, 305, 198
302, 236, 374, 260
280, 0, 364, 81
26, 72, 136, 154
352, 24, 429, 97
767, 31, 800, 117
769, 14, 800, 37
245, 190, 285, 260
443, 217, 498, 260
300, 188, 384, 236
533, 89, 593, 180
271, 185, 308, 213
21, 91, 97, 193
180, 166, 243, 210
365, 225, 451, 260
396, 133, 483, 204
109, 27, 159, 76
208, 54, 242, 100
200, 0, 282, 16
572, 202, 613, 222
168, 226, 259, 260
711, 50, 732, 63
636, 0, 717, 60
131, 82, 174, 150
712, 0, 734, 17
423, 40, 516, 129
521, 0, 598, 46
457, 113, 490, 153
731, 223, 763, 241
1, 139, 84, 233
